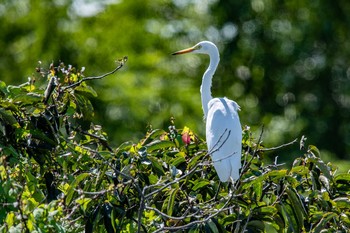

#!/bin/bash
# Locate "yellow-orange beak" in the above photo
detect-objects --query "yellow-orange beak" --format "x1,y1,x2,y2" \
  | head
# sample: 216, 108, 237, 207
172, 46, 196, 55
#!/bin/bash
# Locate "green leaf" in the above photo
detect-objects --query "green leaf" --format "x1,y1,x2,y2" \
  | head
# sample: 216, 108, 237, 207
171, 152, 186, 167
30, 128, 58, 146
286, 188, 307, 226
142, 129, 167, 145
192, 179, 210, 191
253, 180, 262, 201
115, 141, 133, 154
145, 140, 175, 152
187, 152, 204, 169
65, 173, 90, 205
241, 175, 264, 191
264, 169, 288, 180
340, 213, 350, 228
305, 153, 332, 182
148, 156, 165, 176
334, 173, 350, 182
167, 188, 178, 216
278, 202, 300, 233
313, 212, 337, 232
76, 197, 92, 212
75, 85, 98, 98
0, 108, 19, 127
206, 219, 219, 233
75, 94, 94, 120
0, 80, 7, 96
333, 197, 350, 210
5, 211, 15, 228
254, 206, 277, 216
246, 220, 265, 232
308, 145, 321, 157
289, 165, 309, 176
13, 93, 42, 105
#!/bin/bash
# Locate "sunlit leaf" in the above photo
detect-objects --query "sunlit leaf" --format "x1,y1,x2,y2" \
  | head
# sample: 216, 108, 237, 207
171, 152, 186, 167
333, 197, 350, 210
192, 179, 210, 191
289, 165, 309, 176
145, 139, 175, 152
253, 206, 277, 216
65, 173, 90, 205
334, 173, 350, 183
167, 188, 178, 216
308, 145, 321, 158
0, 80, 7, 96
264, 169, 287, 182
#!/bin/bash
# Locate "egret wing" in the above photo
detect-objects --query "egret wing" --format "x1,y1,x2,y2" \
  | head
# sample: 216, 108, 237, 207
206, 97, 242, 182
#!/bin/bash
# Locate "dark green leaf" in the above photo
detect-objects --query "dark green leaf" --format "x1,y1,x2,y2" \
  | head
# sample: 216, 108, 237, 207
286, 188, 307, 226
148, 156, 165, 176
0, 108, 19, 127
313, 212, 337, 232
75, 85, 98, 98
279, 202, 300, 233
246, 220, 265, 232
206, 219, 219, 233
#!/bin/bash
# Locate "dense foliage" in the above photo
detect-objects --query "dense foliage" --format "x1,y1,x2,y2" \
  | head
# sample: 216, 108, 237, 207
1, 0, 350, 164
1, 63, 349, 232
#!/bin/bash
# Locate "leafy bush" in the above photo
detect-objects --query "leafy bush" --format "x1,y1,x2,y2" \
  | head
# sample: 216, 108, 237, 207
1, 62, 349, 232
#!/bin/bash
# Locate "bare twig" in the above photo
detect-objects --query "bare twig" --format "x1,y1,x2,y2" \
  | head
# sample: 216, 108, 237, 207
145, 205, 199, 221
152, 191, 235, 233
208, 128, 231, 155
241, 126, 264, 175
144, 151, 211, 200
61, 57, 127, 91
261, 138, 298, 152
135, 150, 212, 232
137, 188, 146, 233
253, 125, 264, 157
78, 129, 113, 152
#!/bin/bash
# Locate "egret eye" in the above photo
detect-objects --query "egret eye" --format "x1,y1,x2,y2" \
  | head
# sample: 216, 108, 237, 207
196, 45, 202, 50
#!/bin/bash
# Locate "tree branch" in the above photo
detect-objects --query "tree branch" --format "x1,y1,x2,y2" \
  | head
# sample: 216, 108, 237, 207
152, 191, 235, 233
61, 56, 127, 91
260, 138, 298, 152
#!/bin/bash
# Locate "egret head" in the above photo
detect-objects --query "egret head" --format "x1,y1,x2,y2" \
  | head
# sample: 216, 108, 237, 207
172, 41, 217, 56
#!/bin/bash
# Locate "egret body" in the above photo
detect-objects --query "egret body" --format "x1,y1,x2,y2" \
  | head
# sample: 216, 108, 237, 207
172, 41, 242, 182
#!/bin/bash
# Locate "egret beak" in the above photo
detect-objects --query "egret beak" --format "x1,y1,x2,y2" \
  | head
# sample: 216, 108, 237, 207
172, 46, 196, 55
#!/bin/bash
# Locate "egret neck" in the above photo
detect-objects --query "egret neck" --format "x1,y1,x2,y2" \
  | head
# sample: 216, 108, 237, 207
200, 47, 220, 119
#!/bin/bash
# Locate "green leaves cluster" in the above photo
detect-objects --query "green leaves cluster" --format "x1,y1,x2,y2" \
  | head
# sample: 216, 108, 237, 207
1, 62, 350, 232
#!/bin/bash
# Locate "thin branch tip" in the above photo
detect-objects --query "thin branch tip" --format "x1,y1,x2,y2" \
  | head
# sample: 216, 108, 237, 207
62, 57, 127, 91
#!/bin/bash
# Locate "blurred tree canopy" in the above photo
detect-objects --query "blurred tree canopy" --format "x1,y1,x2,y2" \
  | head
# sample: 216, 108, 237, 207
1, 0, 350, 165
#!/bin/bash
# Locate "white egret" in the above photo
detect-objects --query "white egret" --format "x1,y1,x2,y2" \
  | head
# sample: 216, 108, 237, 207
172, 41, 242, 182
